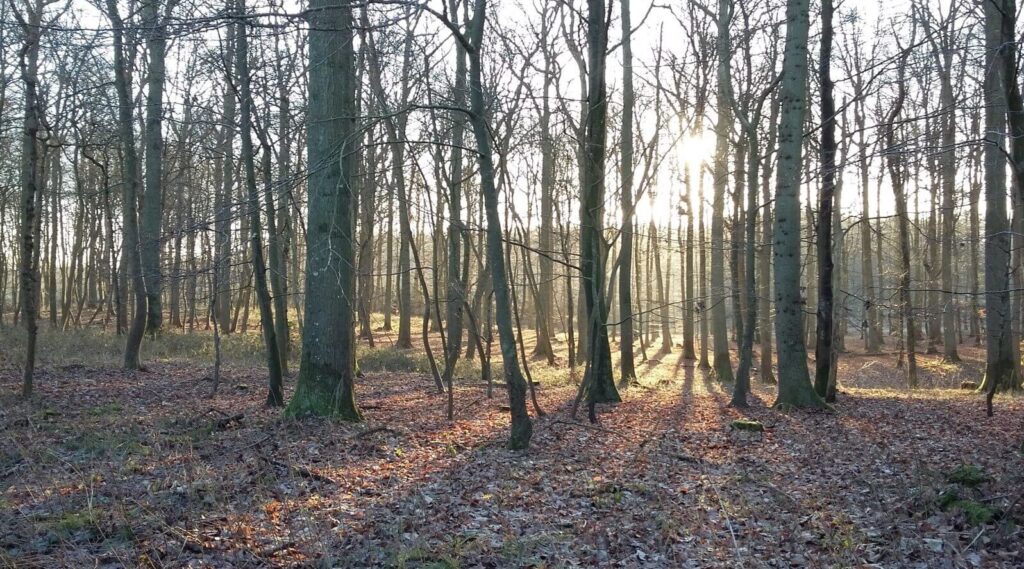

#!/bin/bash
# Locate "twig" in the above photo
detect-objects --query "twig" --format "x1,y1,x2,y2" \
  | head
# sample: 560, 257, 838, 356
214, 413, 244, 431
964, 527, 986, 552
550, 419, 627, 438
352, 426, 402, 439
233, 433, 273, 454
262, 456, 337, 485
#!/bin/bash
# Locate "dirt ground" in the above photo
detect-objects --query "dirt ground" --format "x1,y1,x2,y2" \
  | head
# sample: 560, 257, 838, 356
2, 330, 1023, 568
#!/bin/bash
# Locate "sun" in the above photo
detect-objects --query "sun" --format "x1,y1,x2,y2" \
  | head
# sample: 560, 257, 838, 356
637, 130, 714, 227
677, 130, 715, 174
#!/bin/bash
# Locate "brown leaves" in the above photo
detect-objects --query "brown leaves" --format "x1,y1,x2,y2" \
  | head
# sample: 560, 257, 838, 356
2, 348, 1023, 567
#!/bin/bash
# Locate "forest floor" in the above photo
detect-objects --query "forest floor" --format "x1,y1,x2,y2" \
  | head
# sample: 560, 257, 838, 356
2, 327, 1024, 568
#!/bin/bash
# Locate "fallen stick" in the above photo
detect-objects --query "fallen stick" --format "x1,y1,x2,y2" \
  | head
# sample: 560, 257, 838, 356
550, 419, 627, 438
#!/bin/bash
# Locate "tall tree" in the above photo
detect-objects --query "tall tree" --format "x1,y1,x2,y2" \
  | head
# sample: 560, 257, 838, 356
285, 0, 361, 420
444, 0, 469, 389
981, 0, 1021, 403
813, 0, 837, 400
886, 33, 918, 389
105, 0, 148, 370
12, 0, 56, 396
463, 0, 534, 447
140, 0, 176, 334
235, 1, 284, 406
710, 0, 734, 382
771, 0, 825, 408
579, 0, 621, 413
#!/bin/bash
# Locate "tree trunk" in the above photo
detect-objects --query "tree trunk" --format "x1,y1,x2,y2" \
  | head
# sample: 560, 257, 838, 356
14, 1, 44, 396
106, 0, 148, 370
617, 0, 638, 384
285, 0, 361, 420
771, 0, 825, 408
466, 0, 533, 448
710, 0, 734, 382
140, 0, 173, 335
579, 0, 621, 411
813, 0, 837, 400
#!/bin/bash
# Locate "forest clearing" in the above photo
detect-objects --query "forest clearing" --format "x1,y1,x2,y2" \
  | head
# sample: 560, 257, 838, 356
5, 0, 1024, 565
2, 325, 1023, 568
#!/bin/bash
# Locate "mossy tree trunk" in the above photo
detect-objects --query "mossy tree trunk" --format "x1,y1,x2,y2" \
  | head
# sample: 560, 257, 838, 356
286, 0, 361, 421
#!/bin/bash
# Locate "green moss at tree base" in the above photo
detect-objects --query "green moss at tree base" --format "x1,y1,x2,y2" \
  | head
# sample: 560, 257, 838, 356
285, 361, 362, 421
713, 355, 734, 383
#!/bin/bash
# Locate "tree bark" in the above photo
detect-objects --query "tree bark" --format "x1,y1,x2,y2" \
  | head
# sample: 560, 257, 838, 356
771, 0, 825, 408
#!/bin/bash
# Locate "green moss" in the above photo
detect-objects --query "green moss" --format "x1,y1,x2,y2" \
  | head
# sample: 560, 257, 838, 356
938, 488, 959, 509
285, 363, 362, 421
949, 500, 996, 525
730, 419, 764, 432
947, 464, 990, 487
55, 510, 98, 536
87, 403, 124, 417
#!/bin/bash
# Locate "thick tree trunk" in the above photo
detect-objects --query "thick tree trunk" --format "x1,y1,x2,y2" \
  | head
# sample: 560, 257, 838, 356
285, 0, 361, 420
579, 0, 621, 411
771, 0, 825, 408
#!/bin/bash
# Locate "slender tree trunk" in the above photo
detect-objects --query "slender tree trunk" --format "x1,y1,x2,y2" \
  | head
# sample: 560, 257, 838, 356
710, 0, 734, 382
698, 168, 710, 370
214, 11, 235, 334
466, 0, 533, 448
682, 164, 696, 360
106, 0, 148, 370
140, 0, 174, 335
445, 0, 469, 384
886, 43, 918, 390
14, 2, 44, 396
814, 0, 837, 400
234, 7, 284, 405
617, 0, 638, 384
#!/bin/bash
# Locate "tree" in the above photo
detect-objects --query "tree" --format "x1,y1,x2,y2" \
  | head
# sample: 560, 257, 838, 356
139, 0, 177, 335
980, 0, 1021, 403
285, 0, 361, 420
771, 0, 826, 409
105, 0, 148, 371
464, 0, 534, 448
617, 0, 638, 385
886, 32, 918, 390
813, 0, 837, 400
578, 0, 621, 414
710, 0, 734, 382
235, 1, 284, 406
12, 0, 58, 396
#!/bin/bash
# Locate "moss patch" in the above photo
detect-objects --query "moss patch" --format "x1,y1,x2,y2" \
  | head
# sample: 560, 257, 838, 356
947, 464, 990, 487
730, 419, 764, 432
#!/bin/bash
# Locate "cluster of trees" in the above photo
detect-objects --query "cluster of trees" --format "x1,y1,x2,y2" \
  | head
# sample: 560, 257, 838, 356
2, 0, 1023, 448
